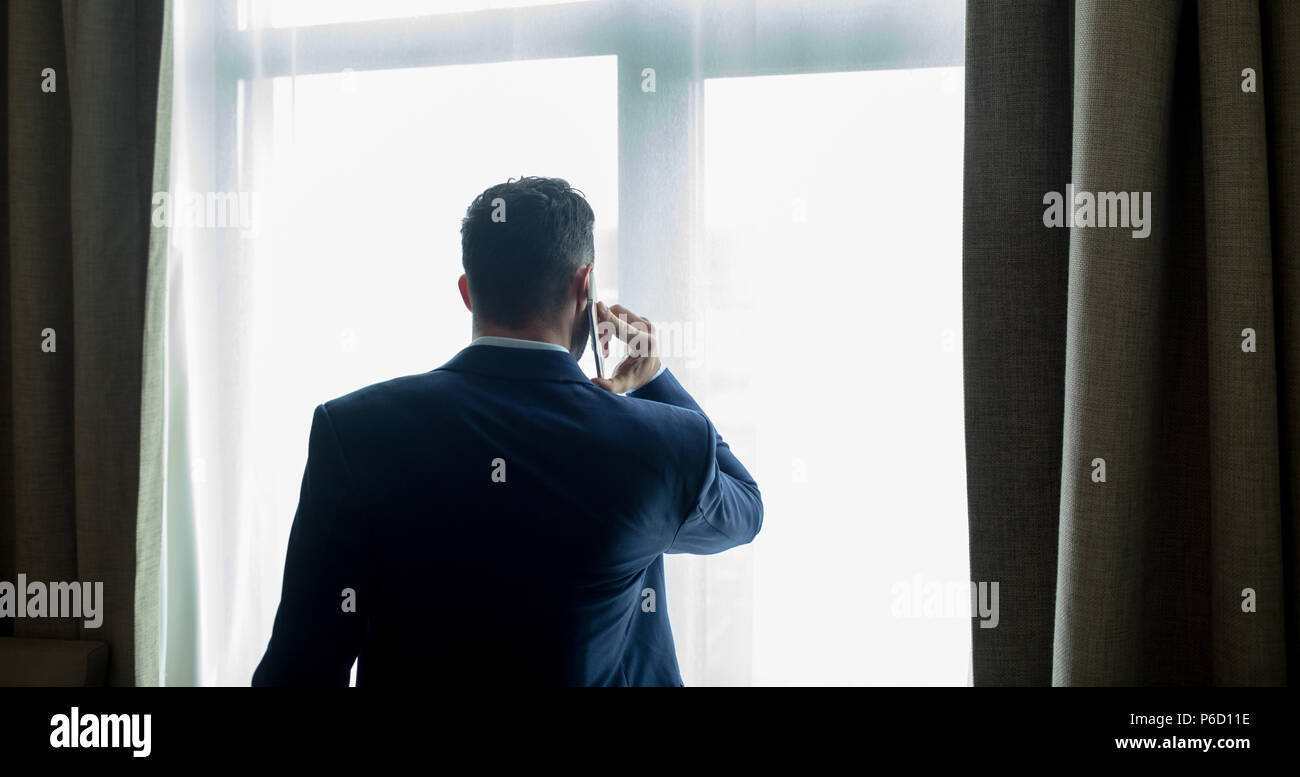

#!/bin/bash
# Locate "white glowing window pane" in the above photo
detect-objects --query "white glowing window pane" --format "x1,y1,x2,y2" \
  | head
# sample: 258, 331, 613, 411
253, 55, 615, 397
240, 56, 616, 679
702, 66, 969, 685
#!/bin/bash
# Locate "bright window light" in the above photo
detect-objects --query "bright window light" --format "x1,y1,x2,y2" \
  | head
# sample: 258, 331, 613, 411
697, 66, 969, 685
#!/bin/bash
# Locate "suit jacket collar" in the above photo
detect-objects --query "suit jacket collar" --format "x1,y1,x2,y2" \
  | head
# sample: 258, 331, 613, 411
436, 343, 592, 384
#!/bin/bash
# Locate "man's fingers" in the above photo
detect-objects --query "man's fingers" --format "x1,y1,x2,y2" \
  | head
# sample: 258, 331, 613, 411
596, 302, 645, 344
589, 303, 661, 394
598, 309, 634, 345
609, 304, 652, 334
595, 302, 626, 339
598, 302, 651, 332
595, 302, 656, 360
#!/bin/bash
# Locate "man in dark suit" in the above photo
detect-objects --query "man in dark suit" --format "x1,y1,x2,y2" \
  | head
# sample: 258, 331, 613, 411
252, 176, 762, 686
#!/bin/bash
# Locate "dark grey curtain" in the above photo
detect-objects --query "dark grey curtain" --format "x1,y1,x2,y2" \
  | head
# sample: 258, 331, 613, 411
2, 0, 165, 686
965, 0, 1300, 685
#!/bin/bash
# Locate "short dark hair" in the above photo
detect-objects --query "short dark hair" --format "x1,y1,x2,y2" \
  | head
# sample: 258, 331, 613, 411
460, 176, 595, 329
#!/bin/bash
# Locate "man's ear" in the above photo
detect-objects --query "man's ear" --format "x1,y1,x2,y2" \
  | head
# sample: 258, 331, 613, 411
458, 274, 472, 312
576, 264, 595, 314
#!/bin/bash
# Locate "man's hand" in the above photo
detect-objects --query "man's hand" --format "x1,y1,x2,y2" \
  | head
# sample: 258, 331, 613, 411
591, 301, 662, 394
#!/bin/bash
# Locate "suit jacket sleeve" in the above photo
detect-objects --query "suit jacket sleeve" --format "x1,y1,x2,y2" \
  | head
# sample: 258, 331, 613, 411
628, 369, 764, 554
252, 404, 367, 686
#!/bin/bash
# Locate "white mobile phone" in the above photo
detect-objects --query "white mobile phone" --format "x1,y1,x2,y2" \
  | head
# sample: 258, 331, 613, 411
587, 268, 606, 378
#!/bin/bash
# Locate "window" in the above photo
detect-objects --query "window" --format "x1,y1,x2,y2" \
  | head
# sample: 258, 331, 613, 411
164, 0, 967, 686
698, 67, 967, 684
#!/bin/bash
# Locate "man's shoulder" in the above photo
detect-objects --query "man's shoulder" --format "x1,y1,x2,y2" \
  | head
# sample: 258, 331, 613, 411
321, 369, 451, 418
317, 365, 709, 451
586, 380, 714, 450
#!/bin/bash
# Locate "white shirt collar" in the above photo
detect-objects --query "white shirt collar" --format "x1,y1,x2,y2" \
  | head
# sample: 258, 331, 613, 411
470, 335, 571, 354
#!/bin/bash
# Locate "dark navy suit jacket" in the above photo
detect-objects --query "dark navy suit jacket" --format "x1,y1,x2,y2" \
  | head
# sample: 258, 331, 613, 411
252, 343, 763, 686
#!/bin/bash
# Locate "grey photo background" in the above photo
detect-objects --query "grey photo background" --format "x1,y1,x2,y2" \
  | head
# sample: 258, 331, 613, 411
965, 0, 1299, 686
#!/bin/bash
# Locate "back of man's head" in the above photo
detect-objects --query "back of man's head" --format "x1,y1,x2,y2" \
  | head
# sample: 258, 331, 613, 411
460, 176, 595, 330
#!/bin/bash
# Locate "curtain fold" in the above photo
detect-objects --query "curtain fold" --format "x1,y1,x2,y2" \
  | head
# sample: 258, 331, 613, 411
962, 0, 1073, 687
2, 0, 166, 686
135, 0, 172, 688
1262, 0, 1300, 690
965, 0, 1299, 685
1055, 0, 1190, 686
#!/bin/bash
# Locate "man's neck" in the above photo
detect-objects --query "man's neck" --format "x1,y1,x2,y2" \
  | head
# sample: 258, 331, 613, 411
473, 323, 569, 350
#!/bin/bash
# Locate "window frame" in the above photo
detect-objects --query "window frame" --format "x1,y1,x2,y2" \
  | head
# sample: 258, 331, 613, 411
194, 0, 966, 685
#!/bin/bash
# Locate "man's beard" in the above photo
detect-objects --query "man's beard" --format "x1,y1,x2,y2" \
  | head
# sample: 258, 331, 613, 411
568, 303, 590, 362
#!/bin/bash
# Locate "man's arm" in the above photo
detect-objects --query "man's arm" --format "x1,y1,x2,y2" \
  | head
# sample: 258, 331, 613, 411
252, 404, 366, 686
628, 369, 763, 554
592, 301, 763, 555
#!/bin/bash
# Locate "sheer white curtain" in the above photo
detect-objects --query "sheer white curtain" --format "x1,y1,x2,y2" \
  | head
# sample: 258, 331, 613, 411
156, 0, 967, 686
